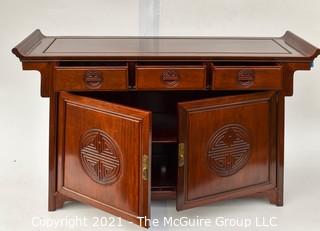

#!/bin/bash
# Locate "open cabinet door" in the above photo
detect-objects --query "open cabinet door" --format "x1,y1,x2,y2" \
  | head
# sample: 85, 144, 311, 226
177, 91, 277, 210
57, 92, 151, 227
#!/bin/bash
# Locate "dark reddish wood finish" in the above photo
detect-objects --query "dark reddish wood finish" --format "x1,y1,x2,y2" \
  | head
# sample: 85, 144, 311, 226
212, 66, 283, 90
57, 92, 151, 227
177, 92, 277, 210
136, 65, 206, 90
12, 30, 319, 228
12, 30, 320, 61
22, 62, 54, 97
54, 66, 128, 91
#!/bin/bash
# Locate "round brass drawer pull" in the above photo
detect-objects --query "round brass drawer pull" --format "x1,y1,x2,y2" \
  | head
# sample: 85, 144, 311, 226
84, 70, 103, 89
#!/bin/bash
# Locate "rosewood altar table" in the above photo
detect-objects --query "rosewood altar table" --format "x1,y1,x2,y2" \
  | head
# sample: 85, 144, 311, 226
12, 30, 319, 228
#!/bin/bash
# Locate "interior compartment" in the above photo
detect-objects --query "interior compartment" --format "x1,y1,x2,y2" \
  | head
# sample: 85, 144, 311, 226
73, 90, 262, 199
151, 143, 177, 199
153, 113, 177, 143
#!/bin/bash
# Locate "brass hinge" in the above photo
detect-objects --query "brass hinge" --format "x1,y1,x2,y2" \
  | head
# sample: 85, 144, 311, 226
178, 143, 185, 167
142, 155, 149, 181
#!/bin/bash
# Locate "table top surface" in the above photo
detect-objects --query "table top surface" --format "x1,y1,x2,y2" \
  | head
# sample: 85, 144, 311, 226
12, 30, 319, 61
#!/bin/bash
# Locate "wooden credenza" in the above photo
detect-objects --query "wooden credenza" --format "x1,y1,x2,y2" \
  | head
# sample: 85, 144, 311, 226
13, 30, 319, 228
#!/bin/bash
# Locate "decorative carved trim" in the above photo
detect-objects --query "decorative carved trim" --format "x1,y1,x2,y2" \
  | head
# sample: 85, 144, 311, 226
282, 62, 313, 96
207, 124, 250, 177
80, 129, 121, 184
282, 31, 320, 58
22, 62, 53, 97
12, 29, 46, 60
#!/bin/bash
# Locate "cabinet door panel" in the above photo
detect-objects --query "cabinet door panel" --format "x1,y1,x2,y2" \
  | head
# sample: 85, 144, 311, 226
57, 92, 151, 227
177, 92, 277, 210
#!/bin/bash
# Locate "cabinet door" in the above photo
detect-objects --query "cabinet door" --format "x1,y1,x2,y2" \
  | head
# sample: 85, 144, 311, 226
177, 92, 277, 210
57, 92, 151, 227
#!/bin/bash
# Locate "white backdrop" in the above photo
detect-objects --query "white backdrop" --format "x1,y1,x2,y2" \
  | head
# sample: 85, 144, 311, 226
0, 0, 319, 230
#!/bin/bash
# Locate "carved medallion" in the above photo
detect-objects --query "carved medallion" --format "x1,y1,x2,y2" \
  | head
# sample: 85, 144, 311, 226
80, 129, 121, 184
84, 70, 103, 89
160, 69, 180, 87
238, 69, 255, 87
207, 124, 250, 177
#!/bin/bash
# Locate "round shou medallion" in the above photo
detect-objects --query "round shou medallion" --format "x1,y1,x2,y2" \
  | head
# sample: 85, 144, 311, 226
80, 129, 121, 184
160, 69, 180, 87
207, 124, 250, 177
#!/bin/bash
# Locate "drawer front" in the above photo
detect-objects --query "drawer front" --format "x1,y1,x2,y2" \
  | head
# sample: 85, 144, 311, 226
54, 67, 128, 91
212, 66, 283, 90
136, 66, 206, 90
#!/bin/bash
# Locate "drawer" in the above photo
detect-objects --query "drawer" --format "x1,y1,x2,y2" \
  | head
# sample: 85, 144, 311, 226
212, 66, 283, 90
135, 66, 206, 90
54, 67, 128, 91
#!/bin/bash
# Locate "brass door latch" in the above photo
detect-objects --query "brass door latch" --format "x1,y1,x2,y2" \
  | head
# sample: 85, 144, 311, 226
178, 143, 185, 167
142, 155, 149, 181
